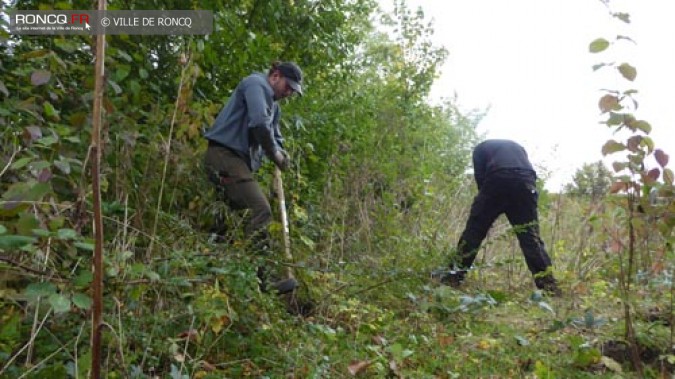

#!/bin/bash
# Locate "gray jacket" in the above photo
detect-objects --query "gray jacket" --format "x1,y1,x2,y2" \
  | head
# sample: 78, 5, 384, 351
204, 73, 284, 171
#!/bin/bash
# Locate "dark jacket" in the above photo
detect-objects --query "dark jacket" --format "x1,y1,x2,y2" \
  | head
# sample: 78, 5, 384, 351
472, 139, 535, 189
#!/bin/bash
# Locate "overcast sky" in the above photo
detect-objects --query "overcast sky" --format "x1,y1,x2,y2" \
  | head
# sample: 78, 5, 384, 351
380, 0, 675, 190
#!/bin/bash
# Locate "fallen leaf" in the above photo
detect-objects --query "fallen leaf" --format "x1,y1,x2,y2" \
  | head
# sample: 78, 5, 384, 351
371, 335, 387, 346
438, 335, 454, 347
200, 361, 216, 372
177, 329, 199, 342
347, 360, 370, 376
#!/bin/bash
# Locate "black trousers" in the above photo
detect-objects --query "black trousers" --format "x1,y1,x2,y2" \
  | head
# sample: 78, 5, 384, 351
454, 171, 552, 275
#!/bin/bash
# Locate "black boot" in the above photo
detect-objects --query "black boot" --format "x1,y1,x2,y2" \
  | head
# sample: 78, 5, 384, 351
257, 266, 298, 295
534, 274, 562, 297
432, 269, 467, 288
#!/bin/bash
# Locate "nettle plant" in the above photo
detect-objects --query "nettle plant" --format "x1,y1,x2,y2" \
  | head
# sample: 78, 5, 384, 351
590, 2, 674, 375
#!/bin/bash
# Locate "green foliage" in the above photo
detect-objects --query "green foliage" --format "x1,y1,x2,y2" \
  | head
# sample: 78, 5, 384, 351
1, 0, 672, 377
590, 0, 675, 375
565, 161, 614, 201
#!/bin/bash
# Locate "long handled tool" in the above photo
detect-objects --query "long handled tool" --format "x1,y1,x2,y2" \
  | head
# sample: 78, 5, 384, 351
273, 167, 294, 280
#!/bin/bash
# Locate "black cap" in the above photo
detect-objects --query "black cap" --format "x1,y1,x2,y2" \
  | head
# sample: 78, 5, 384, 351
277, 62, 303, 96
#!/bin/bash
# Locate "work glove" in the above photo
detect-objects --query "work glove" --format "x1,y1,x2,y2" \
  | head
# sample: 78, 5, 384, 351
273, 149, 290, 171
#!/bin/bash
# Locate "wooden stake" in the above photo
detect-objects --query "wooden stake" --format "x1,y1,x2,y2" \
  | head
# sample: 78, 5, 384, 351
91, 1, 107, 378
273, 167, 293, 279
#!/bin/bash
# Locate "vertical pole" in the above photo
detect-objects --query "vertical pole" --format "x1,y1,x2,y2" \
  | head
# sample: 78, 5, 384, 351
91, 2, 107, 378
273, 168, 293, 279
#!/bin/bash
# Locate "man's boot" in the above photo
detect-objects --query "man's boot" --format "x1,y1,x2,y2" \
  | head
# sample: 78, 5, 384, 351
257, 266, 297, 295
534, 274, 562, 297
432, 268, 467, 288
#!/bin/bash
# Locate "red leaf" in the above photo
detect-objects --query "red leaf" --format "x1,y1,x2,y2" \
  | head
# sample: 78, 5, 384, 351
645, 168, 660, 184
31, 70, 51, 86
177, 329, 199, 341
598, 94, 619, 113
610, 181, 627, 194
37, 168, 52, 183
626, 135, 642, 152
654, 149, 669, 168
23, 126, 42, 144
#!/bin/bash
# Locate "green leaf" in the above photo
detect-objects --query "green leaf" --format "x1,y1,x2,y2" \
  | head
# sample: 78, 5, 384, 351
48, 216, 65, 231
0, 80, 8, 97
613, 13, 630, 23
602, 140, 625, 155
0, 235, 37, 250
73, 270, 93, 287
36, 136, 58, 146
628, 120, 651, 134
16, 212, 39, 235
589, 38, 610, 53
108, 80, 123, 95
300, 235, 316, 250
54, 159, 71, 174
1, 181, 51, 216
32, 228, 52, 237
618, 63, 637, 81
115, 65, 131, 82
74, 241, 95, 251
612, 162, 628, 173
573, 346, 601, 368
10, 157, 33, 170
117, 50, 133, 62
43, 101, 58, 118
72, 293, 92, 310
145, 270, 160, 282
0, 313, 21, 342
0, 225, 6, 234
49, 293, 71, 314
641, 136, 654, 153
663, 168, 674, 185
57, 228, 78, 240
605, 112, 624, 126
30, 161, 51, 171
25, 282, 57, 299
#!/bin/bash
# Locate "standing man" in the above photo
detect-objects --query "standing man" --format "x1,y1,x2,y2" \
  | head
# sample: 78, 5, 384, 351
441, 139, 561, 296
203, 61, 303, 294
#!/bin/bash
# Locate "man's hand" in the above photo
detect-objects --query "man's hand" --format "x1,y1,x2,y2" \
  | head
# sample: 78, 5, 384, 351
273, 149, 290, 171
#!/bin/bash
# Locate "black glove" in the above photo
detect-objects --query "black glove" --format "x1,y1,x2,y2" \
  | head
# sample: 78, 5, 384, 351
273, 149, 290, 171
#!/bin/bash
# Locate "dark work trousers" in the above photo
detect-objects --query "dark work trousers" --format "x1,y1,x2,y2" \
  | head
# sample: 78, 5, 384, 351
454, 170, 552, 276
203, 142, 272, 249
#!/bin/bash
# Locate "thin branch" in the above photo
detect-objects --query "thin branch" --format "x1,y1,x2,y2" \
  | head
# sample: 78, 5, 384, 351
146, 41, 190, 261
0, 146, 22, 179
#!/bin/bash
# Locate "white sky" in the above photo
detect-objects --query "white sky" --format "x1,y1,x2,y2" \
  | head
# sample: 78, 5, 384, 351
380, 0, 675, 190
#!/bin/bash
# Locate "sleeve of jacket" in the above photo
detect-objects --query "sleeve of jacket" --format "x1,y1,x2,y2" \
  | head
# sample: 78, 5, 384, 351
244, 81, 278, 160
272, 106, 284, 150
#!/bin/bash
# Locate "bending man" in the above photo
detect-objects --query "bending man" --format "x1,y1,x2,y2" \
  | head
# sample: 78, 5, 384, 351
442, 139, 561, 295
